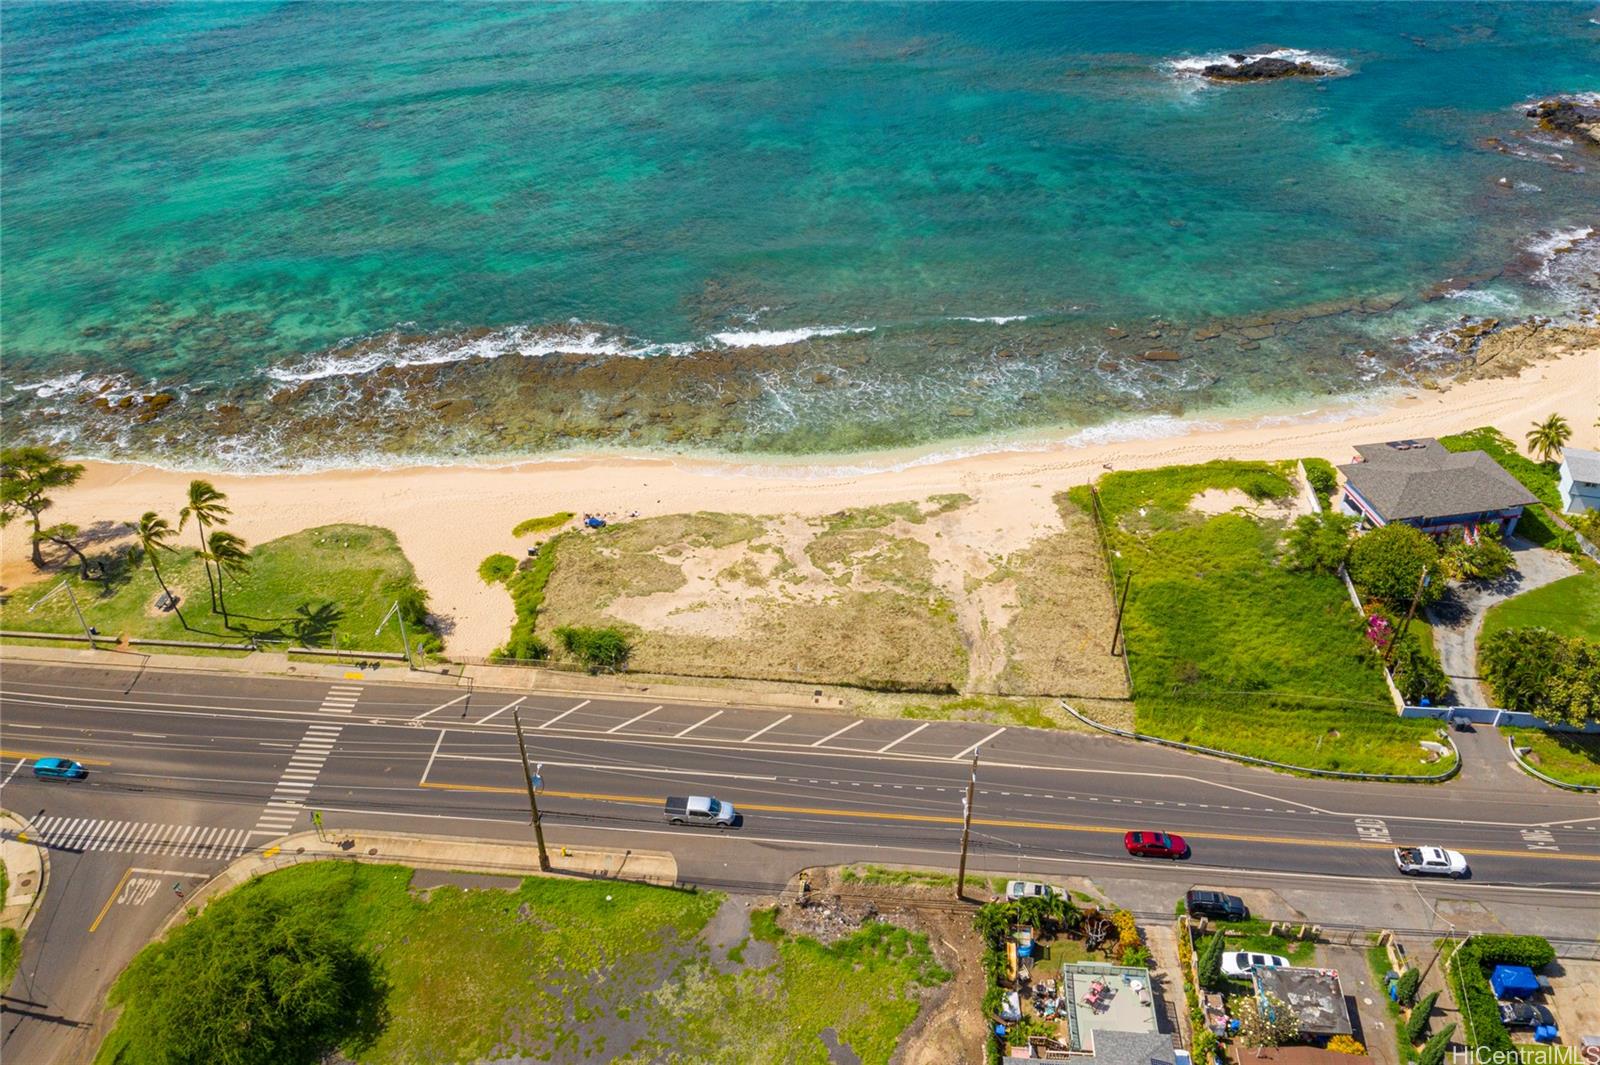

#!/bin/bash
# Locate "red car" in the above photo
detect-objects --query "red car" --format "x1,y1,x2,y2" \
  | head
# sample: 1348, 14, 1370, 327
1124, 829, 1187, 859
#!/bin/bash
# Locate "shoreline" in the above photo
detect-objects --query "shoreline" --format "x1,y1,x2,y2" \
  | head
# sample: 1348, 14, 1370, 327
4, 344, 1595, 658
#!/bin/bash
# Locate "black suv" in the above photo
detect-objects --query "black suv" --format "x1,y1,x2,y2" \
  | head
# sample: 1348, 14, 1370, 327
1498, 1002, 1555, 1029
1185, 890, 1248, 920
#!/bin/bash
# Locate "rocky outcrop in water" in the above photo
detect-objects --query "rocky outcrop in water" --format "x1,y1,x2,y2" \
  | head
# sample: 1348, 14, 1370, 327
1525, 96, 1600, 148
1202, 53, 1338, 81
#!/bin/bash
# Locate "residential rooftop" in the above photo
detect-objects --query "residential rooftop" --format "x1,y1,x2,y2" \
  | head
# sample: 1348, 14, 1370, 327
1563, 447, 1600, 484
1339, 438, 1537, 522
1251, 967, 1352, 1037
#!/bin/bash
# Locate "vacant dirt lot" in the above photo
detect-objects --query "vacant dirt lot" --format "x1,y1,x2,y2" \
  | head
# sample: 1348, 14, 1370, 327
536, 493, 1126, 696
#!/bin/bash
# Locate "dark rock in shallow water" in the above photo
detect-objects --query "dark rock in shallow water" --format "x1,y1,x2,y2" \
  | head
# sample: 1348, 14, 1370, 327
1202, 54, 1338, 82
1525, 97, 1600, 148
1139, 348, 1183, 362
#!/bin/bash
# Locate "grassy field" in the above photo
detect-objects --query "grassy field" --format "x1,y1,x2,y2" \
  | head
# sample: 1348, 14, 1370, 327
1, 525, 436, 656
1482, 571, 1600, 643
1076, 460, 1445, 775
1507, 729, 1600, 788
0, 858, 17, 987
97, 863, 945, 1065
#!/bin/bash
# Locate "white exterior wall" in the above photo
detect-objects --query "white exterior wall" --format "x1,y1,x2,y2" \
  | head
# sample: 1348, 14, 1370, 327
1560, 464, 1600, 513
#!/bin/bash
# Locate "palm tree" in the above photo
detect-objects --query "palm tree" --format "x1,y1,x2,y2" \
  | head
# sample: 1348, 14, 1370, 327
205, 530, 251, 629
135, 511, 188, 629
179, 480, 231, 611
1526, 413, 1572, 463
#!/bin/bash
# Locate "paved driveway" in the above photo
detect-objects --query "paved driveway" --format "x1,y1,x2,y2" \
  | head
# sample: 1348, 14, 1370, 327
1426, 537, 1577, 707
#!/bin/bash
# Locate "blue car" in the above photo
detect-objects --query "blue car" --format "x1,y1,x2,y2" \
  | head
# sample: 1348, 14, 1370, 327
32, 757, 87, 781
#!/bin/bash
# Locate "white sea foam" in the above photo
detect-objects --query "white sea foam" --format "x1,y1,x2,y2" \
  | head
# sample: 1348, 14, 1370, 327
709, 325, 875, 348
9, 371, 87, 398
950, 315, 1031, 324
1162, 48, 1349, 80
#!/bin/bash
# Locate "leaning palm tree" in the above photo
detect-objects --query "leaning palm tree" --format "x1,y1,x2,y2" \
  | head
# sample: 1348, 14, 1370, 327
178, 480, 231, 610
205, 529, 251, 629
1526, 413, 1572, 463
135, 511, 188, 629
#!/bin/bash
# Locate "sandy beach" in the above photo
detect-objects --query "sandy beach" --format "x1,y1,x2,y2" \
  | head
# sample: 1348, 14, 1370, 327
4, 346, 1595, 658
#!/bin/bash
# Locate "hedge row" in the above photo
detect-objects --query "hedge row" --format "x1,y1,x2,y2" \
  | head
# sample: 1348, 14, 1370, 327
1445, 935, 1555, 1055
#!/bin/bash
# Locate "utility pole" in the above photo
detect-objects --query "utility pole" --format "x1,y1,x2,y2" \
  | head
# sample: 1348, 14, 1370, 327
956, 745, 981, 900
1109, 570, 1133, 656
375, 600, 417, 670
1387, 567, 1430, 666
30, 579, 96, 650
513, 710, 551, 872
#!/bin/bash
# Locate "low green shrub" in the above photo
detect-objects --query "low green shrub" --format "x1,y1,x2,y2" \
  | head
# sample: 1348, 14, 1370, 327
495, 534, 567, 660
1302, 458, 1338, 510
512, 512, 575, 537
1405, 990, 1438, 1045
1395, 966, 1421, 1006
1446, 935, 1555, 1055
477, 553, 516, 585
554, 625, 632, 672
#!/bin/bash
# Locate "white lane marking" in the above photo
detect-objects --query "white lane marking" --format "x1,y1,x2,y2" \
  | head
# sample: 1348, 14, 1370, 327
2, 758, 26, 786
431, 753, 776, 782
812, 720, 862, 747
422, 729, 446, 783
951, 728, 1006, 761
743, 714, 793, 742
539, 700, 590, 729
877, 722, 931, 754
608, 706, 662, 734
675, 710, 723, 739
475, 697, 525, 726
409, 694, 470, 723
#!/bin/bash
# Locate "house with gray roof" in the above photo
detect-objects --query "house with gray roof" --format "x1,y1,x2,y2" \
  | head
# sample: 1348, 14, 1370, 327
1337, 438, 1537, 538
1559, 447, 1600, 514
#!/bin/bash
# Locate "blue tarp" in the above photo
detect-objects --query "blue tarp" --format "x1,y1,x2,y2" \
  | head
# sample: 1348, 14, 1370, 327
1490, 965, 1539, 999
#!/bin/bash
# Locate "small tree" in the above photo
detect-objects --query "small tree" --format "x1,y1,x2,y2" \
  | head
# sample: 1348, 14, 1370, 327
1347, 523, 1441, 611
1230, 991, 1300, 1048
179, 479, 231, 611
1549, 639, 1600, 726
0, 446, 86, 569
1480, 627, 1567, 715
1390, 638, 1448, 704
1395, 966, 1422, 1006
1197, 932, 1226, 990
1417, 1022, 1457, 1065
554, 625, 631, 672
1439, 526, 1513, 583
1405, 990, 1439, 1044
136, 511, 187, 628
206, 529, 251, 629
33, 522, 105, 584
1283, 512, 1355, 574
1525, 413, 1571, 463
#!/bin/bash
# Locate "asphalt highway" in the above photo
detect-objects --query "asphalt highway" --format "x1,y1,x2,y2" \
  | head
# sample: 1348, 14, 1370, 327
2, 659, 1598, 1063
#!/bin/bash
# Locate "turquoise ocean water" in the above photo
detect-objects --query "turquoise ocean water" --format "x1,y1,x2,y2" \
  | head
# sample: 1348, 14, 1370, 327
2, 2, 1597, 468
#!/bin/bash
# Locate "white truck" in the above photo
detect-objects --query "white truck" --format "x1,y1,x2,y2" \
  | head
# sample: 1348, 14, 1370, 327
664, 795, 738, 828
1394, 845, 1468, 878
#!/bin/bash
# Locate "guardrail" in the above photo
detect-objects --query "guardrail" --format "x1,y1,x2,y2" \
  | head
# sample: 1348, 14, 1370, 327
1506, 734, 1600, 792
1058, 699, 1460, 782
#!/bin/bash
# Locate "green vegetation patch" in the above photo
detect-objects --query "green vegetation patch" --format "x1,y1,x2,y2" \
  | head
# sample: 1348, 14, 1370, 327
1507, 728, 1600, 788
1302, 458, 1338, 510
512, 512, 575, 537
477, 553, 517, 585
496, 533, 567, 660
0, 927, 17, 989
626, 908, 949, 1064
899, 695, 1057, 729
0, 524, 436, 656
1080, 461, 1439, 775
840, 865, 958, 889
1483, 571, 1600, 643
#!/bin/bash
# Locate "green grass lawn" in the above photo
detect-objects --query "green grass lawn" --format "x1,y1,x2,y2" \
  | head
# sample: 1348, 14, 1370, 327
1507, 729, 1600, 788
1074, 460, 1444, 776
1482, 571, 1600, 643
97, 863, 946, 1065
0, 858, 16, 987
0, 525, 436, 656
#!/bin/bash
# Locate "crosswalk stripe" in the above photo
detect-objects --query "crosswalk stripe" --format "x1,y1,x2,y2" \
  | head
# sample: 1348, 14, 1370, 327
105, 822, 139, 851
33, 815, 60, 835
190, 827, 217, 857
62, 818, 99, 850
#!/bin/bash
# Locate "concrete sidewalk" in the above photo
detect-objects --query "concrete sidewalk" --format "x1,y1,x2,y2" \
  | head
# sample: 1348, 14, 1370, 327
158, 827, 679, 939
0, 641, 850, 709
0, 810, 48, 938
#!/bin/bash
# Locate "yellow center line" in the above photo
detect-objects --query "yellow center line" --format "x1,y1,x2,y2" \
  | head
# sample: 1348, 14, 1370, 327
418, 782, 1600, 864
0, 749, 112, 766
89, 867, 134, 933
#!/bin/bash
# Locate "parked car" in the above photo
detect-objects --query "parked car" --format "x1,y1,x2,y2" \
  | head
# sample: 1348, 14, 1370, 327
1124, 830, 1187, 859
1221, 951, 1290, 977
1499, 1002, 1556, 1030
1185, 890, 1248, 920
663, 795, 738, 828
1004, 880, 1056, 902
1394, 845, 1468, 878
32, 757, 87, 781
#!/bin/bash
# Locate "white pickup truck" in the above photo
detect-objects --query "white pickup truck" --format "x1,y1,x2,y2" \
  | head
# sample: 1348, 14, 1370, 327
1394, 845, 1468, 878
664, 795, 739, 828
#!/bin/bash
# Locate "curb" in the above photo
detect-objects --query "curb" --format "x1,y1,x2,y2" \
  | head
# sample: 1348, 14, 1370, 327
0, 809, 50, 938
1058, 700, 1461, 783
153, 828, 680, 941
1506, 734, 1600, 793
